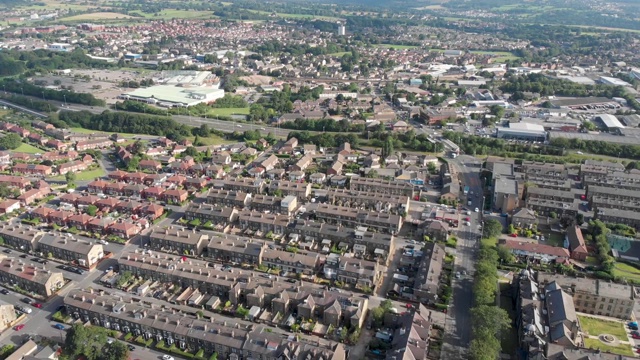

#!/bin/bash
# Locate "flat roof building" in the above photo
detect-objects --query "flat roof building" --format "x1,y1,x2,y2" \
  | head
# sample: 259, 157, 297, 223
496, 122, 547, 141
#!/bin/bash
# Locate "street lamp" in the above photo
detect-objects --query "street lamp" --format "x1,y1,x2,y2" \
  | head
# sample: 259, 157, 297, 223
63, 94, 67, 107
42, 91, 46, 102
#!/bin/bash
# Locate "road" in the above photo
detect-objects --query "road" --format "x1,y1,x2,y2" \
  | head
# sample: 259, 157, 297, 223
60, 103, 296, 138
0, 99, 47, 118
439, 155, 483, 359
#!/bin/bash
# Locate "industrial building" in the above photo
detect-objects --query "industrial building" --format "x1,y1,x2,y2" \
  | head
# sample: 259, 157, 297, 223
596, 114, 625, 131
120, 85, 224, 107
496, 122, 547, 141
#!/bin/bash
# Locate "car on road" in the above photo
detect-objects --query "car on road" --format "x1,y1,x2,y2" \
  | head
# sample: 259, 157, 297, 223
99, 240, 108, 245
19, 254, 27, 258
162, 356, 175, 360
127, 345, 135, 351
0, 289, 9, 295
33, 303, 42, 308
14, 324, 25, 331
510, 233, 518, 237
464, 217, 470, 221
464, 221, 471, 226
632, 333, 640, 339
22, 298, 34, 305
2, 249, 10, 254
261, 274, 273, 279
53, 324, 66, 330
455, 272, 461, 279
474, 207, 479, 212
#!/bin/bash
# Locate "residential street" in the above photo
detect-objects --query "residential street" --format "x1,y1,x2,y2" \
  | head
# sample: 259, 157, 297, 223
440, 155, 483, 359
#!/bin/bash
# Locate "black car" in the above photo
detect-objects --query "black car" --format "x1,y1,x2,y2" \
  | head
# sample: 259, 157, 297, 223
0, 289, 9, 295
127, 345, 135, 351
19, 254, 27, 259
2, 249, 10, 254
31, 258, 39, 262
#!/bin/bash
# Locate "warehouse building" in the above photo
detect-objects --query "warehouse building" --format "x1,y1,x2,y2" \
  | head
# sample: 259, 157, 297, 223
596, 114, 625, 131
120, 85, 224, 107
496, 122, 547, 141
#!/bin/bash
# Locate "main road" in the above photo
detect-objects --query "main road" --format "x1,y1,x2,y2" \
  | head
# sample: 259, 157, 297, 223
439, 155, 484, 359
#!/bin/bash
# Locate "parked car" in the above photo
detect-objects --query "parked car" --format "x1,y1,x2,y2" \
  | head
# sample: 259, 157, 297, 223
0, 289, 9, 295
22, 298, 33, 305
14, 324, 25, 331
162, 356, 174, 360
53, 324, 66, 330
19, 254, 27, 258
33, 303, 42, 309
2, 249, 10, 254
127, 345, 135, 351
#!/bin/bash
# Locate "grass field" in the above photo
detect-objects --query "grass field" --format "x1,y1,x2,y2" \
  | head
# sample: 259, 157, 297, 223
207, 108, 251, 117
130, 9, 216, 20
188, 135, 231, 146
612, 262, 640, 283
578, 315, 627, 339
17, 0, 95, 11
583, 337, 633, 356
374, 44, 419, 50
59, 12, 136, 21
14, 143, 42, 154
70, 128, 135, 138
75, 168, 107, 181
246, 9, 341, 21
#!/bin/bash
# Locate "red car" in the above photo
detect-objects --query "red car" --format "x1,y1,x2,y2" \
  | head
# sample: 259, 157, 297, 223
510, 233, 518, 237
636, 348, 640, 354
14, 324, 24, 331
464, 217, 470, 221
632, 333, 640, 339
33, 303, 42, 308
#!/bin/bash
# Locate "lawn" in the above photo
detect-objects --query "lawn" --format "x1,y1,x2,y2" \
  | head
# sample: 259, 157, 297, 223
207, 108, 251, 117
188, 135, 232, 146
70, 128, 135, 138
481, 237, 497, 248
14, 143, 42, 154
578, 315, 627, 339
374, 44, 419, 50
545, 232, 564, 247
612, 262, 640, 283
583, 337, 633, 356
132, 9, 217, 20
58, 12, 136, 21
52, 167, 106, 181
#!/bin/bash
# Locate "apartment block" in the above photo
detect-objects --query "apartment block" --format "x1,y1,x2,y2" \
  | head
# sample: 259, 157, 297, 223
0, 255, 64, 297
538, 273, 636, 319
147, 226, 210, 256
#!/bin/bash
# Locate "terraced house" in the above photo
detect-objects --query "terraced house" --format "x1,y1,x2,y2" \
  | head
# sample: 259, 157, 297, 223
261, 249, 320, 276
37, 233, 104, 268
0, 225, 43, 252
313, 204, 403, 234
349, 177, 414, 197
0, 255, 64, 297
147, 226, 210, 256
206, 235, 265, 265
64, 289, 346, 360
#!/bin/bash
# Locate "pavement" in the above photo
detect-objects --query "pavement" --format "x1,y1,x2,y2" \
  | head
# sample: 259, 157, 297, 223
439, 155, 484, 359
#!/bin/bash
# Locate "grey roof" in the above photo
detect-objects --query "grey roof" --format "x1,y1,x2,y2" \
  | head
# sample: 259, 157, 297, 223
545, 288, 577, 326
38, 233, 102, 256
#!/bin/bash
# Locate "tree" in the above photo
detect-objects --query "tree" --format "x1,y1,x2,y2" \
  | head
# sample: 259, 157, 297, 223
507, 224, 516, 235
496, 245, 515, 264
236, 305, 249, 318
65, 171, 77, 183
86, 205, 98, 217
381, 138, 394, 159
0, 134, 23, 150
576, 213, 585, 226
483, 219, 503, 239
101, 342, 129, 360
469, 305, 511, 360
63, 324, 122, 360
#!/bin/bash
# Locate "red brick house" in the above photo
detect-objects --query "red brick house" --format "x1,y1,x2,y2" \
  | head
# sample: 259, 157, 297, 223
0, 199, 20, 214
108, 170, 128, 181
76, 195, 101, 207
59, 193, 81, 206
31, 206, 53, 222
88, 217, 111, 233
163, 189, 188, 203
49, 210, 73, 226
139, 160, 162, 172
46, 139, 68, 151
68, 213, 94, 230
104, 182, 126, 196
17, 187, 50, 206
144, 204, 164, 220
13, 163, 52, 176
166, 175, 187, 187
96, 197, 121, 211
87, 180, 109, 194
126, 172, 147, 184
185, 177, 207, 190
142, 186, 164, 200
109, 221, 140, 238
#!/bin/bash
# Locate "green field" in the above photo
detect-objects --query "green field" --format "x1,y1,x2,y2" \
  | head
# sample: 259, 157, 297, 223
207, 108, 251, 117
187, 135, 232, 146
132, 9, 217, 20
374, 44, 419, 50
578, 315, 628, 339
246, 9, 341, 21
612, 262, 640, 283
14, 143, 42, 154
583, 338, 633, 356
58, 12, 136, 21
75, 168, 107, 181
70, 128, 135, 138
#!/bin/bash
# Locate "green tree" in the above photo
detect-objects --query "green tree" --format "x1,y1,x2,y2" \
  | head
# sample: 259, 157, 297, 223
483, 219, 503, 239
65, 171, 77, 184
0, 134, 23, 150
101, 341, 129, 360
236, 305, 249, 318
86, 205, 98, 217
496, 245, 515, 264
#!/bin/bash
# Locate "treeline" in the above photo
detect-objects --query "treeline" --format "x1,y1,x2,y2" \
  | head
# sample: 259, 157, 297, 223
113, 101, 167, 116
469, 243, 511, 360
280, 118, 365, 133
2, 48, 116, 72
58, 110, 192, 140
2, 95, 58, 113
500, 73, 627, 98
287, 131, 359, 149
212, 94, 248, 108
0, 54, 26, 76
368, 127, 438, 153
549, 137, 640, 160
588, 220, 615, 279
1, 79, 105, 107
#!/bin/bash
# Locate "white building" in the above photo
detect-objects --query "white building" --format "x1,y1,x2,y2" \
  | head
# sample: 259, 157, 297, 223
338, 24, 346, 36
496, 122, 547, 141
